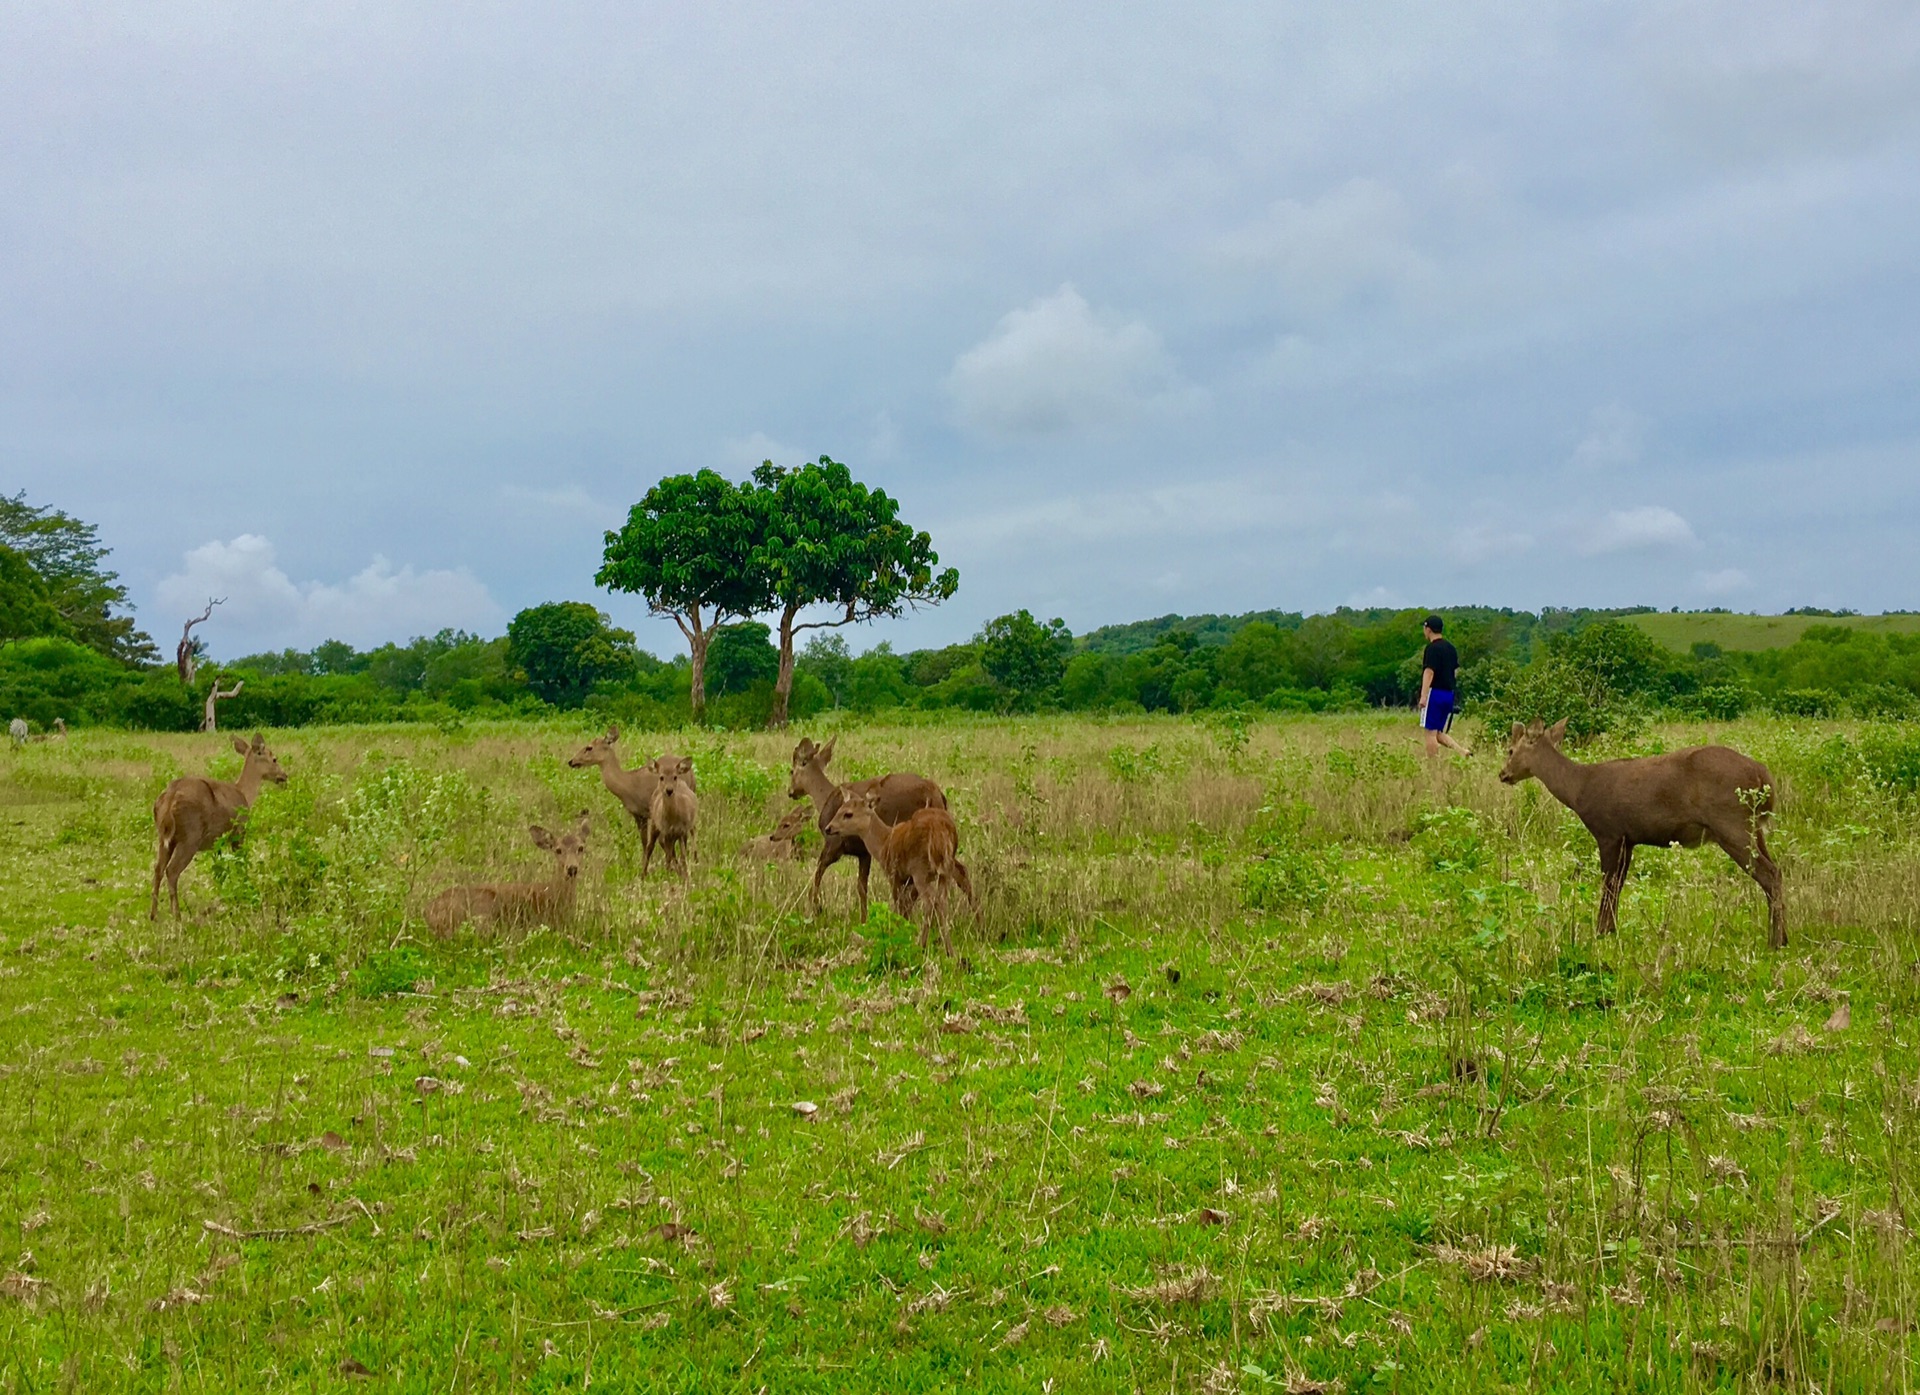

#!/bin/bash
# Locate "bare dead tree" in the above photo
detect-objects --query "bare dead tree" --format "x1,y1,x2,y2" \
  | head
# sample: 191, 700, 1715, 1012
176, 598, 225, 686
202, 676, 243, 733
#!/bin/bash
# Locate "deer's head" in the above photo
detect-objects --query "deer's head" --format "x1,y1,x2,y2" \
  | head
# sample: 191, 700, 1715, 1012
530, 812, 591, 881
1499, 718, 1568, 785
768, 805, 811, 843
233, 733, 288, 785
567, 726, 620, 769
788, 735, 835, 799
824, 787, 874, 836
653, 758, 695, 807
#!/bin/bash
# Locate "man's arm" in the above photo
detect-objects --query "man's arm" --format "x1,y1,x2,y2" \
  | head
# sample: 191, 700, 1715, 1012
1419, 666, 1434, 711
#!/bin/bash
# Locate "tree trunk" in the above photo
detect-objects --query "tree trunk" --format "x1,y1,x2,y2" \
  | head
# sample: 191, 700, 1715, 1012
768, 603, 801, 729
687, 627, 711, 724
202, 678, 243, 732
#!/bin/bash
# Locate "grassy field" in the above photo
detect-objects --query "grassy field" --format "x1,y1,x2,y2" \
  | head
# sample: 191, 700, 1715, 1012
1624, 612, 1920, 654
1, 712, 1916, 1393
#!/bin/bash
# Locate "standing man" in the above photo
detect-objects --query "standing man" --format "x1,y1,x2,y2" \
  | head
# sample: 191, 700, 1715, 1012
1418, 614, 1471, 757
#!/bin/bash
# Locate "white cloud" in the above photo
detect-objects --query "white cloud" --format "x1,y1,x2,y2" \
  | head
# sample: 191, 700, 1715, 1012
1570, 405, 1648, 471
155, 534, 503, 652
945, 284, 1200, 438
1696, 566, 1752, 594
1347, 585, 1405, 608
1211, 179, 1430, 314
1579, 506, 1698, 555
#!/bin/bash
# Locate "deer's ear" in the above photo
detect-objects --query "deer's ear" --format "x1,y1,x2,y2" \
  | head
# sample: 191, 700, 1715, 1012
604, 725, 619, 742
232, 736, 249, 755
794, 737, 814, 759
1547, 717, 1569, 745
252, 733, 267, 751
1510, 722, 1525, 743
818, 735, 836, 762
575, 810, 591, 837
530, 825, 556, 849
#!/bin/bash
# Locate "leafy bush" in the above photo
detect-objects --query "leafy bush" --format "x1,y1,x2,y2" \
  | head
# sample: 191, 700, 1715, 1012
1858, 726, 1920, 793
1238, 802, 1336, 916
1412, 806, 1489, 875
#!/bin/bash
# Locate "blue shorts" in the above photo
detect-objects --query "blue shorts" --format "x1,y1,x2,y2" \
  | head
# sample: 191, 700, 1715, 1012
1423, 690, 1456, 732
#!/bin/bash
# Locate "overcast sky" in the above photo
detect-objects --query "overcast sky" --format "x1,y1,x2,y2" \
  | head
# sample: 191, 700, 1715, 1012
6, 2, 1918, 659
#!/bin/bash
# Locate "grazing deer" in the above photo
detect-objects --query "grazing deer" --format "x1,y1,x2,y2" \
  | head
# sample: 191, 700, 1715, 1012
740, 805, 812, 862
8, 718, 26, 748
824, 791, 969, 954
425, 813, 591, 937
149, 733, 288, 920
647, 759, 697, 880
566, 726, 693, 877
788, 735, 968, 917
1500, 718, 1786, 947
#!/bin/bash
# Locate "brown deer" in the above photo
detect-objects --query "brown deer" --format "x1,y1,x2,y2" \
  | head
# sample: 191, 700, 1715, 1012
647, 759, 698, 880
824, 790, 969, 953
788, 735, 967, 917
740, 805, 812, 862
1499, 718, 1786, 947
567, 726, 693, 877
149, 733, 288, 920
425, 813, 591, 937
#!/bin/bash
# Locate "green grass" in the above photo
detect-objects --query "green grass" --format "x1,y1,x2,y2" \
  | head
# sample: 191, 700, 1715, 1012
1, 714, 1916, 1392
1625, 611, 1920, 654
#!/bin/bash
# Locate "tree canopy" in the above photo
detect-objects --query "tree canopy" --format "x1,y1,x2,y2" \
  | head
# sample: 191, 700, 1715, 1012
748, 457, 959, 725
505, 602, 637, 707
0, 492, 155, 662
597, 470, 766, 721
980, 609, 1072, 708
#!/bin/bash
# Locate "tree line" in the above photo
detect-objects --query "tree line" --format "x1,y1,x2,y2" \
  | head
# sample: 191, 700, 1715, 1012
4, 480, 1918, 734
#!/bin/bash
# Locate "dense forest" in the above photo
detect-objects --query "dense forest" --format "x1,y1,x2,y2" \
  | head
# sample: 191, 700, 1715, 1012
4, 487, 1917, 734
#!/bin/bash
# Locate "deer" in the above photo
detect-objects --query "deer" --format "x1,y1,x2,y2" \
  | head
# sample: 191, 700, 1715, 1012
1499, 718, 1786, 947
647, 759, 698, 880
824, 790, 971, 953
8, 718, 25, 748
566, 726, 694, 877
149, 733, 288, 921
425, 813, 591, 937
788, 735, 970, 918
740, 805, 812, 862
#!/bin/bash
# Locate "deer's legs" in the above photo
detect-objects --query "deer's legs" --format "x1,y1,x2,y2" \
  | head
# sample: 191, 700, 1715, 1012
1716, 827, 1788, 949
1595, 839, 1633, 937
149, 843, 169, 920
164, 845, 195, 921
808, 836, 851, 914
953, 859, 978, 911
853, 848, 872, 921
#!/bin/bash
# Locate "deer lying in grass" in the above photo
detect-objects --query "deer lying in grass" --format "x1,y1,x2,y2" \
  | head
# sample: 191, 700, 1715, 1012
741, 805, 812, 862
567, 726, 693, 877
150, 733, 288, 920
1500, 718, 1786, 947
824, 790, 970, 954
788, 735, 971, 917
647, 759, 697, 880
425, 813, 591, 937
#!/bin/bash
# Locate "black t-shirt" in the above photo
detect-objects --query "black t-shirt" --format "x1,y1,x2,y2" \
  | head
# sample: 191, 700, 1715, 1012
1422, 638, 1459, 691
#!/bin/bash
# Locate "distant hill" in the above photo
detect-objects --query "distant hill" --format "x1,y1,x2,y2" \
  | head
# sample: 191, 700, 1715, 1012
1624, 611, 1920, 654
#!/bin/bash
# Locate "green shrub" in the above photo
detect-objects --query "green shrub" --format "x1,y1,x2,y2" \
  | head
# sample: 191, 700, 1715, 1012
1774, 689, 1842, 718
1858, 725, 1920, 793
1411, 806, 1489, 874
1238, 802, 1336, 916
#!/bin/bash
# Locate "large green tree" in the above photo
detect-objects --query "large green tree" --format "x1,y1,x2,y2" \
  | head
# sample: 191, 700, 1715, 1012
0, 544, 70, 647
506, 602, 637, 707
597, 471, 766, 721
748, 457, 958, 727
980, 609, 1072, 709
0, 492, 156, 662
